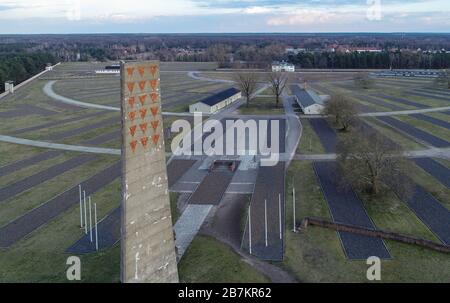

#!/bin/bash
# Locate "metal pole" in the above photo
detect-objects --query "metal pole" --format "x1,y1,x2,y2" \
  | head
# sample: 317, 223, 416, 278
83, 191, 87, 234
94, 203, 98, 251
265, 199, 268, 247
279, 194, 282, 240
248, 205, 252, 255
293, 187, 296, 232
89, 196, 93, 243
79, 185, 83, 228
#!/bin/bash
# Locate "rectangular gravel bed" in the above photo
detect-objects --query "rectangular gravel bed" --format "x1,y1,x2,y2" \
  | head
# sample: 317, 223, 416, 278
413, 158, 450, 188
0, 162, 121, 248
0, 154, 97, 203
377, 116, 449, 148
313, 162, 391, 260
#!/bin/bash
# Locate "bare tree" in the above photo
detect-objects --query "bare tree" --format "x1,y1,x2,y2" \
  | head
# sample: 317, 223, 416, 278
336, 127, 411, 196
233, 72, 259, 108
267, 71, 288, 108
354, 73, 374, 89
323, 95, 358, 132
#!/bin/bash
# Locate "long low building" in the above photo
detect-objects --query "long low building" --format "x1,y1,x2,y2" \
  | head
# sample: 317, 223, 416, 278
290, 85, 329, 115
189, 87, 242, 114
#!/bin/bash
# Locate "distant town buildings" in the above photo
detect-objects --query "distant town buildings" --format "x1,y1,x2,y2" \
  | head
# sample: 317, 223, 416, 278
291, 85, 329, 115
372, 70, 442, 78
272, 61, 295, 72
189, 88, 241, 114
285, 48, 306, 55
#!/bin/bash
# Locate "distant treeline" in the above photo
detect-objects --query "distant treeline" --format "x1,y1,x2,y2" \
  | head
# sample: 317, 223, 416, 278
0, 52, 56, 92
287, 51, 450, 69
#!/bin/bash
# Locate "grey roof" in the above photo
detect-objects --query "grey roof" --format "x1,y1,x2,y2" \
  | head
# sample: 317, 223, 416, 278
199, 87, 241, 107
290, 85, 319, 108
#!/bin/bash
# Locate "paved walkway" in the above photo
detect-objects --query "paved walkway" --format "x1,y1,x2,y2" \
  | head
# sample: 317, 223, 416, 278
43, 81, 120, 111
43, 80, 206, 117
294, 147, 450, 161
0, 135, 121, 155
300, 106, 450, 119
174, 204, 213, 259
187, 71, 235, 84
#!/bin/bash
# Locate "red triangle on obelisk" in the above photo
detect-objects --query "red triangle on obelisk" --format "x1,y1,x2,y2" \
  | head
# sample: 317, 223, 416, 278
139, 95, 147, 106
151, 120, 159, 131
128, 111, 136, 121
152, 134, 160, 145
140, 108, 147, 119
149, 65, 158, 76
140, 123, 148, 134
129, 125, 137, 136
126, 67, 135, 77
150, 107, 159, 117
138, 66, 145, 77
141, 137, 149, 148
150, 79, 158, 91
128, 97, 136, 108
130, 140, 138, 152
127, 82, 135, 93
150, 92, 159, 102
139, 81, 146, 91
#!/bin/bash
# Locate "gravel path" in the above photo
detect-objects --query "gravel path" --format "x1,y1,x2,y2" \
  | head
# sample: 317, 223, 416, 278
66, 206, 121, 254
11, 111, 106, 135
47, 117, 119, 141
0, 162, 121, 248
0, 150, 62, 178
188, 170, 235, 205
308, 118, 337, 153
398, 182, 450, 245
313, 162, 391, 260
410, 113, 450, 130
0, 154, 97, 203
371, 93, 429, 109
174, 204, 213, 259
377, 116, 449, 148
413, 158, 450, 188
407, 91, 450, 102
0, 135, 121, 155
242, 163, 285, 261
167, 159, 197, 188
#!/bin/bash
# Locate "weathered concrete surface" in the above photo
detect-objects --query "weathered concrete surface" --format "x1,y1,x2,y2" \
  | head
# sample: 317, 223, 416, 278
120, 61, 178, 283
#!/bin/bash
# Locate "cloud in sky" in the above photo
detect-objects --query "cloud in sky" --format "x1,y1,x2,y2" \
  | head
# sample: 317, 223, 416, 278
0, 0, 448, 33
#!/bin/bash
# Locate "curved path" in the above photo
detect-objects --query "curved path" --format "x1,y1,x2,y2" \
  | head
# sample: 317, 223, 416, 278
43, 80, 207, 117
43, 81, 120, 111
187, 71, 235, 84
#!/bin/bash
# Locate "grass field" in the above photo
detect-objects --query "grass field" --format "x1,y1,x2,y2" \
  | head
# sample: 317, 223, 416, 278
0, 179, 121, 282
237, 97, 285, 115
178, 235, 269, 283
297, 119, 326, 154
281, 161, 450, 282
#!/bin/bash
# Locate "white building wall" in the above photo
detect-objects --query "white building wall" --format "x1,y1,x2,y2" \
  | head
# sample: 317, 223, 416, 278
303, 104, 325, 115
189, 92, 241, 114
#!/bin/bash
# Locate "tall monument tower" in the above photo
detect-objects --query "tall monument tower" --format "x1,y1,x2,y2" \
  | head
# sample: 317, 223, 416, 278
120, 61, 179, 283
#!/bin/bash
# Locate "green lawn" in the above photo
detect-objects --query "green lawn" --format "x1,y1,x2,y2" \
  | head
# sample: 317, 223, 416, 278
0, 179, 121, 283
362, 117, 425, 150
178, 235, 270, 283
280, 161, 450, 282
297, 119, 326, 154
238, 97, 285, 115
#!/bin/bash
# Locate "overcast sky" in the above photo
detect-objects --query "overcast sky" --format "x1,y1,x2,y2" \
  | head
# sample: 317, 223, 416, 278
0, 0, 448, 34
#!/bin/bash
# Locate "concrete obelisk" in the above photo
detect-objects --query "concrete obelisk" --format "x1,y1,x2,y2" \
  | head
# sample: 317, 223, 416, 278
120, 60, 179, 283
